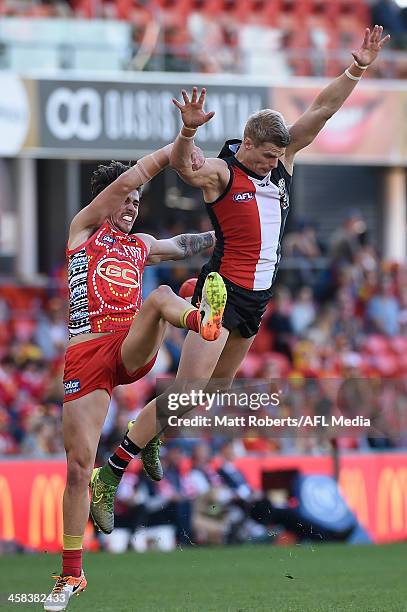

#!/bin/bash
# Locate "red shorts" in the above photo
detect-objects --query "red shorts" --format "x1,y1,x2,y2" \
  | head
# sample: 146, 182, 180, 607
63, 331, 157, 403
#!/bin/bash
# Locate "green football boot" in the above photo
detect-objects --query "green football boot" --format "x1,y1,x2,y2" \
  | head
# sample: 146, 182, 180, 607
199, 271, 227, 341
89, 467, 119, 534
127, 420, 163, 482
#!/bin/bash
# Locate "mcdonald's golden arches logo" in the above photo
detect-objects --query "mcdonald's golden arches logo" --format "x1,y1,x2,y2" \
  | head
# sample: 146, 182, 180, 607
0, 476, 15, 540
29, 474, 64, 548
376, 468, 407, 536
339, 468, 369, 527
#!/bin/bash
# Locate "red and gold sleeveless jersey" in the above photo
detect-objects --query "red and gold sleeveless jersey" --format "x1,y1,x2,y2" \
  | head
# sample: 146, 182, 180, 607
67, 221, 148, 338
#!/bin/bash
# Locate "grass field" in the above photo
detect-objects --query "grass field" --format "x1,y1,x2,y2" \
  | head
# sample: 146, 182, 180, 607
1, 543, 406, 612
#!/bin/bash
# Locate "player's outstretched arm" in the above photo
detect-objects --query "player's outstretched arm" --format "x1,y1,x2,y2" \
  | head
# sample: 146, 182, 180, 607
284, 25, 390, 170
137, 231, 215, 264
170, 87, 230, 202
69, 144, 173, 241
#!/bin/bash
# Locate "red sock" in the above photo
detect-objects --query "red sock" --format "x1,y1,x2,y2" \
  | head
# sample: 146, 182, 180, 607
62, 549, 82, 577
185, 309, 200, 333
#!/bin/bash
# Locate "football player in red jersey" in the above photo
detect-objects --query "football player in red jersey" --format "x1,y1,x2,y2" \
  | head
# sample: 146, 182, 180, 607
93, 26, 389, 532
44, 145, 227, 611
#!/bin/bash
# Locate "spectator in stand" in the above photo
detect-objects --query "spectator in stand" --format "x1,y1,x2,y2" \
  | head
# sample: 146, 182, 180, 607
187, 442, 230, 544
305, 304, 338, 349
284, 220, 323, 259
283, 221, 324, 286
366, 275, 400, 335
357, 268, 380, 312
0, 407, 18, 454
159, 444, 194, 544
289, 287, 316, 336
333, 288, 364, 347
266, 287, 294, 361
20, 413, 63, 456
35, 297, 68, 361
398, 285, 407, 333
0, 356, 18, 408
330, 210, 368, 266
355, 244, 379, 276
0, 293, 9, 325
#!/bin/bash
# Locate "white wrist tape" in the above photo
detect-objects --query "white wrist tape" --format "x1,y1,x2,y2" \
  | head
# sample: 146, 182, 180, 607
353, 60, 368, 70
179, 133, 195, 141
344, 68, 361, 81
181, 126, 197, 139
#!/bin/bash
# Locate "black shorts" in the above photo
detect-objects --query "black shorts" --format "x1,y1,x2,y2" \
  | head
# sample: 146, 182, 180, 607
192, 264, 273, 339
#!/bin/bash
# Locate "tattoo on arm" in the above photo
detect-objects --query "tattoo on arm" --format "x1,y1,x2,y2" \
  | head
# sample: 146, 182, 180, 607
176, 232, 215, 258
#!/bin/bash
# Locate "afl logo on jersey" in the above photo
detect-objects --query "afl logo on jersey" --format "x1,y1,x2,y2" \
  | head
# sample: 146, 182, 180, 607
97, 258, 140, 288
233, 191, 255, 203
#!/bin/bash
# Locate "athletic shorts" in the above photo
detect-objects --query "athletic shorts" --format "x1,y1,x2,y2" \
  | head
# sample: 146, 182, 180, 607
192, 264, 273, 339
63, 330, 158, 403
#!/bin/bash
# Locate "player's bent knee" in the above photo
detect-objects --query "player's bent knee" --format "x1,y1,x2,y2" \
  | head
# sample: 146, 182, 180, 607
147, 285, 174, 310
155, 284, 174, 301
66, 454, 93, 489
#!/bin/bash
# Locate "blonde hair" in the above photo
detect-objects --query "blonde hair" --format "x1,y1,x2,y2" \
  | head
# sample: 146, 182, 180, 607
244, 109, 290, 148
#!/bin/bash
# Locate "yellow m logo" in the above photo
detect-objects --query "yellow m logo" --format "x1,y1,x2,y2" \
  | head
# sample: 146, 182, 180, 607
0, 476, 15, 540
28, 474, 64, 548
376, 468, 407, 536
339, 468, 369, 527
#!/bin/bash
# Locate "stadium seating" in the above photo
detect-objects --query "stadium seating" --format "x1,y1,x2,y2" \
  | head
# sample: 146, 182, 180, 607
0, 0, 377, 76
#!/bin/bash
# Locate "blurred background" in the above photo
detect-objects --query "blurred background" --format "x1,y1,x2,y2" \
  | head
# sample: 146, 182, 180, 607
1, 0, 407, 556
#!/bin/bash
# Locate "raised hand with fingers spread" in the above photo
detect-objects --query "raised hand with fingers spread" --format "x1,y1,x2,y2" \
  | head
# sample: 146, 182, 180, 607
172, 87, 215, 130
352, 25, 390, 68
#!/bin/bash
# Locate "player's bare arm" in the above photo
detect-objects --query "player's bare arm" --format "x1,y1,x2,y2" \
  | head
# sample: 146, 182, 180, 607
171, 87, 230, 202
68, 144, 174, 249
137, 231, 215, 265
284, 25, 390, 173
67, 143, 206, 251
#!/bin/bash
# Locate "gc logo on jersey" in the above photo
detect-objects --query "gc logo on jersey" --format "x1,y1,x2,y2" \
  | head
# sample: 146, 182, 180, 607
233, 192, 255, 203
97, 257, 140, 288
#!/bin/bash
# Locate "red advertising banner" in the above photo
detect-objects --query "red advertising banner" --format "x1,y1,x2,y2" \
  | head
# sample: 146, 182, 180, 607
0, 455, 406, 550
273, 86, 403, 165
0, 461, 66, 552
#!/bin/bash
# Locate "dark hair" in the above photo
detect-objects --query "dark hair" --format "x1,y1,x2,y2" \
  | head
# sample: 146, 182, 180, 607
90, 160, 143, 200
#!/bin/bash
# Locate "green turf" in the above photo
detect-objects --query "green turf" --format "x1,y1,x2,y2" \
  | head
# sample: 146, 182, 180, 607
0, 543, 406, 612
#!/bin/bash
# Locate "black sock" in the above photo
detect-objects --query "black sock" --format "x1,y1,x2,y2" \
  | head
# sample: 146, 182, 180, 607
107, 435, 142, 479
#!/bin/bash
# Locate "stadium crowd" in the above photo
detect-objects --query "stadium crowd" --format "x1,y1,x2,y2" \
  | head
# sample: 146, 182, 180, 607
1, 0, 407, 77
0, 208, 406, 461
